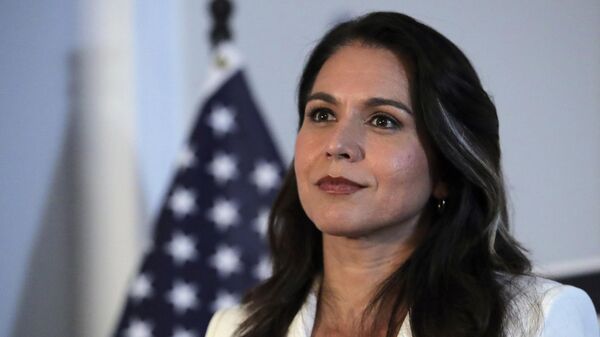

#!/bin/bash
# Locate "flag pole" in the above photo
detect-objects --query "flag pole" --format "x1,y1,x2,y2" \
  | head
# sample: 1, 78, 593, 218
209, 0, 233, 48
113, 1, 284, 334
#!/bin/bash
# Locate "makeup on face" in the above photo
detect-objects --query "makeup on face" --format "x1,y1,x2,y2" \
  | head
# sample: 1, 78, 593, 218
294, 44, 441, 240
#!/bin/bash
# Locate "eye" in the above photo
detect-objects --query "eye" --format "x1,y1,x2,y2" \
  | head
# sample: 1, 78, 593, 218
307, 108, 336, 123
369, 114, 400, 129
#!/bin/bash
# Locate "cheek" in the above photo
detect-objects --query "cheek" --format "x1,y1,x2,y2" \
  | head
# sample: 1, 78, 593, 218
374, 141, 434, 198
294, 130, 320, 220
391, 151, 430, 177
294, 129, 318, 184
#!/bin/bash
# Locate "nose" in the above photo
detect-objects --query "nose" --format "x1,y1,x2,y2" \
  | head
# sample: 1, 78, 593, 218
325, 121, 364, 162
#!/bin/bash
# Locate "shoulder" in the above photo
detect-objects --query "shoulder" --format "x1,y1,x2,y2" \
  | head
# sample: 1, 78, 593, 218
535, 278, 599, 337
205, 306, 247, 337
504, 275, 599, 337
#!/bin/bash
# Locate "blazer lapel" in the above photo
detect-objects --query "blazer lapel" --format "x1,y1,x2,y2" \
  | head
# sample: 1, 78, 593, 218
287, 282, 319, 337
397, 313, 412, 337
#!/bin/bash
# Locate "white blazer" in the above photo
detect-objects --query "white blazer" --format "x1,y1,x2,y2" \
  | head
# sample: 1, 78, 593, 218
205, 277, 599, 337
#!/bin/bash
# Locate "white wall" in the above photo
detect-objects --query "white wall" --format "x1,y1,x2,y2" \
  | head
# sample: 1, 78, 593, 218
1, 0, 598, 335
0, 0, 75, 335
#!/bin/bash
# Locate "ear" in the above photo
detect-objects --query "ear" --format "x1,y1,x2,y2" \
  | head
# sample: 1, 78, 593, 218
432, 180, 448, 200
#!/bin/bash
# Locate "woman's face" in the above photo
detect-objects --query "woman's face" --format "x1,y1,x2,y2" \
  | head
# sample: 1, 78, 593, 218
294, 44, 446, 240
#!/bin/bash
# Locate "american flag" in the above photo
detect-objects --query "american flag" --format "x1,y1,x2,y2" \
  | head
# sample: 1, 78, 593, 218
113, 44, 284, 337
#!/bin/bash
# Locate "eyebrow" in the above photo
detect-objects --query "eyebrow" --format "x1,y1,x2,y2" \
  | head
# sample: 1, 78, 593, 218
306, 92, 413, 115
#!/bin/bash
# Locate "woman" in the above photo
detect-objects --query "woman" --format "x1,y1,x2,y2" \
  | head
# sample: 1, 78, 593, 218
205, 11, 598, 337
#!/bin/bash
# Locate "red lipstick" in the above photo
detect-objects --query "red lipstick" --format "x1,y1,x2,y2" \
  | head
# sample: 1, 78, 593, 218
316, 176, 366, 194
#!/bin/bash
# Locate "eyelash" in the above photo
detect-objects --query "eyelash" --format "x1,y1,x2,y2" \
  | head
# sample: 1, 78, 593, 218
368, 113, 401, 129
307, 108, 335, 122
306, 107, 401, 130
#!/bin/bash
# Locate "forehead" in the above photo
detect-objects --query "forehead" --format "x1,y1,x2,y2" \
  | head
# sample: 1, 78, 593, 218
311, 44, 411, 105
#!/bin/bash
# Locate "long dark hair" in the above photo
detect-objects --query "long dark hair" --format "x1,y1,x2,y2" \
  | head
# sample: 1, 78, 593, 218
237, 12, 532, 337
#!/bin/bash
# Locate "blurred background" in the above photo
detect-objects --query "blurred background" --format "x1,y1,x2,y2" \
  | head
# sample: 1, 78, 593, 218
0, 1, 598, 336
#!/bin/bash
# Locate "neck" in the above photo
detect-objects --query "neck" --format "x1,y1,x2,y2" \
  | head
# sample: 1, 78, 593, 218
315, 224, 423, 335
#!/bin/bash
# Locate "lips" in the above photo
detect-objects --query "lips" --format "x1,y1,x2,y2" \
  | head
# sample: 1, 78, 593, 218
316, 175, 366, 194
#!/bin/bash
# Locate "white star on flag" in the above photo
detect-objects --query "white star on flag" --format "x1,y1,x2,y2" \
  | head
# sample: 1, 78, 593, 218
253, 208, 270, 238
125, 319, 152, 337
210, 245, 242, 278
177, 145, 196, 170
253, 255, 272, 281
207, 104, 236, 136
169, 187, 196, 219
207, 198, 240, 231
167, 281, 198, 314
211, 290, 240, 312
207, 152, 238, 184
166, 232, 197, 265
129, 273, 153, 301
250, 161, 280, 193
172, 327, 197, 337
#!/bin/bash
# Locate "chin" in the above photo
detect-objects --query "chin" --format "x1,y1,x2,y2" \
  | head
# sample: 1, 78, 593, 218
312, 216, 374, 238
318, 227, 370, 239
